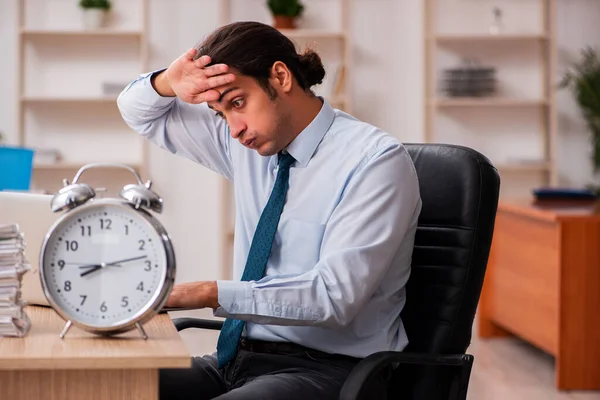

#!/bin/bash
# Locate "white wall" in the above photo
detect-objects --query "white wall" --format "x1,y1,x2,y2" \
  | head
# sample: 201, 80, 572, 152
0, 0, 598, 354
555, 0, 600, 187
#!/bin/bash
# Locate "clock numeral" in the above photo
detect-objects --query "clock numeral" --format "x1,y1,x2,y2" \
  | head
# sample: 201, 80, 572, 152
80, 295, 87, 305
144, 260, 151, 272
136, 281, 144, 292
100, 218, 112, 230
138, 240, 145, 251
121, 296, 129, 307
64, 281, 72, 292
65, 240, 78, 252
57, 260, 65, 270
80, 225, 91, 236
125, 225, 129, 235
100, 301, 107, 313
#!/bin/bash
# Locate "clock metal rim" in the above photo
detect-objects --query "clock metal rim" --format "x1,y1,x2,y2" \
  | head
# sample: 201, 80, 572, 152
38, 198, 176, 335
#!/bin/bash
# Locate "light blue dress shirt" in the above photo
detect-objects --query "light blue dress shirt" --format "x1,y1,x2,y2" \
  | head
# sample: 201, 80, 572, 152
117, 71, 422, 358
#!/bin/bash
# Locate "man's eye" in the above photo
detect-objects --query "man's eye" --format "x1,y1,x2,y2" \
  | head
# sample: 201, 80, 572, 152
232, 99, 244, 108
214, 111, 225, 119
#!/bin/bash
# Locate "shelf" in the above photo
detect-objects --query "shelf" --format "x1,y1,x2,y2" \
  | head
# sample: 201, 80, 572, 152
278, 29, 346, 39
431, 98, 548, 108
22, 96, 119, 104
34, 162, 141, 171
34, 163, 86, 170
21, 29, 143, 38
434, 33, 548, 44
497, 162, 551, 172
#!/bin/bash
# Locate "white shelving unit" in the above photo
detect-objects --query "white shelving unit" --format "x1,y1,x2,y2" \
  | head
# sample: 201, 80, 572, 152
424, 0, 558, 198
16, 0, 150, 194
217, 0, 352, 276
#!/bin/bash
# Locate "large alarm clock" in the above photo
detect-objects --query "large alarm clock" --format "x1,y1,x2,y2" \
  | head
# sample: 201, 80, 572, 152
39, 163, 176, 340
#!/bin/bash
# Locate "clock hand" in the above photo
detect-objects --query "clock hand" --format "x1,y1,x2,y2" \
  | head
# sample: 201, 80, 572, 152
79, 263, 122, 277
105, 255, 148, 266
79, 255, 146, 278
79, 263, 124, 277
80, 265, 102, 277
79, 264, 122, 269
65, 261, 95, 266
76, 255, 146, 270
76, 263, 102, 270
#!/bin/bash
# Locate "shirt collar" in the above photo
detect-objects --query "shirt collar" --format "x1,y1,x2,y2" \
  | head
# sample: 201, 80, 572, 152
283, 97, 335, 168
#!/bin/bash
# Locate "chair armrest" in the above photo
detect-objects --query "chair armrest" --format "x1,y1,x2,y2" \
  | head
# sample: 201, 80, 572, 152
339, 351, 473, 400
172, 317, 224, 331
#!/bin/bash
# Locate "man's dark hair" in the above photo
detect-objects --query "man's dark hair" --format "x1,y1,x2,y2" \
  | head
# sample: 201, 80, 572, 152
195, 21, 326, 97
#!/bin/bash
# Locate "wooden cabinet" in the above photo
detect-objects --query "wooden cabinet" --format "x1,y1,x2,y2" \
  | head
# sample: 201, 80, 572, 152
479, 199, 600, 390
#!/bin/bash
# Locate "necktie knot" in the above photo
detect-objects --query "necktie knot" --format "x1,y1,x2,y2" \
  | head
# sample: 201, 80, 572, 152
278, 152, 295, 170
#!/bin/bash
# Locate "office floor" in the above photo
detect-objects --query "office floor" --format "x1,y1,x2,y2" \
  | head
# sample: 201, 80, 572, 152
169, 310, 600, 399
466, 318, 600, 400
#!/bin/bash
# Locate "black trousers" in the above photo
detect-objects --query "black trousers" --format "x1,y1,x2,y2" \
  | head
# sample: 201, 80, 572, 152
159, 339, 388, 400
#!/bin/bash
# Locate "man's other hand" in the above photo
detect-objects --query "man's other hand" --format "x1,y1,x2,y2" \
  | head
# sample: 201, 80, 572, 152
165, 281, 220, 310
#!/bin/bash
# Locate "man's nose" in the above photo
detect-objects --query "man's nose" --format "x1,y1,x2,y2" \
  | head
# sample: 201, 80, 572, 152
229, 118, 246, 139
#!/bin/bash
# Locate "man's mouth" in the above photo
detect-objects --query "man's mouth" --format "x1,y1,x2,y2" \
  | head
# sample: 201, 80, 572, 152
242, 138, 255, 148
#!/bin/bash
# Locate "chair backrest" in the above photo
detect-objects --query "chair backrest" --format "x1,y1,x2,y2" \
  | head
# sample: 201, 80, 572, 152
396, 143, 500, 398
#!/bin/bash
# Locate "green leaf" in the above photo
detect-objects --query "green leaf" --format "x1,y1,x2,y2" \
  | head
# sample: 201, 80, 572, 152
267, 0, 305, 17
79, 0, 111, 10
559, 46, 600, 173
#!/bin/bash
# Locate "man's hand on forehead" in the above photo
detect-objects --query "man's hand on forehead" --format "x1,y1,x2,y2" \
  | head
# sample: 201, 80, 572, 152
161, 47, 236, 104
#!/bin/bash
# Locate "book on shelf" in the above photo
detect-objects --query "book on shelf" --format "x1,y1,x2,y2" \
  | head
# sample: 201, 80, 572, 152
0, 224, 32, 337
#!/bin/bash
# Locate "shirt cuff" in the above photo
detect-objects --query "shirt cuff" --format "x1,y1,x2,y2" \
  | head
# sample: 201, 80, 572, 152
214, 280, 253, 317
124, 68, 175, 106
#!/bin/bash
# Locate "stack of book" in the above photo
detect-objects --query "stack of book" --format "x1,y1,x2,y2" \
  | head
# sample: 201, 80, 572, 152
0, 224, 31, 337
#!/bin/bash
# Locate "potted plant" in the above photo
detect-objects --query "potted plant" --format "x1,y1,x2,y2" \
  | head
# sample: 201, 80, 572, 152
267, 0, 304, 30
559, 46, 600, 190
79, 0, 111, 30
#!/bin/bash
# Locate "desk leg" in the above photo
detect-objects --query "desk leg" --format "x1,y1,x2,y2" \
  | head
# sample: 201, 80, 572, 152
0, 369, 157, 400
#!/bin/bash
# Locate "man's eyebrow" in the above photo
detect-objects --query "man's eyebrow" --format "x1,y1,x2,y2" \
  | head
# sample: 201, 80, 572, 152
207, 87, 241, 111
218, 87, 240, 103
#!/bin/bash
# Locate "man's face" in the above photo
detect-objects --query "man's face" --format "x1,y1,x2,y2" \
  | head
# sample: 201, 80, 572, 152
207, 72, 293, 157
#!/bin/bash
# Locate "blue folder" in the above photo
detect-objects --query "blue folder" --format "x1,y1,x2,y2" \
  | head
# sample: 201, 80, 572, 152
532, 187, 598, 200
0, 146, 35, 191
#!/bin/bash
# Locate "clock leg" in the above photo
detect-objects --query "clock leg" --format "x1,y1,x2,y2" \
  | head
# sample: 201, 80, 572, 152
59, 320, 73, 339
136, 322, 148, 340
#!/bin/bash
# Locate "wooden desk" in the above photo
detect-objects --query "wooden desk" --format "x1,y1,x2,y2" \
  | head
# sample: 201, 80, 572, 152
0, 306, 191, 400
478, 199, 600, 390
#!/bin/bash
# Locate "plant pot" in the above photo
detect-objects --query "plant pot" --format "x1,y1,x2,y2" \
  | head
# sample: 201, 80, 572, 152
273, 15, 296, 30
82, 9, 108, 30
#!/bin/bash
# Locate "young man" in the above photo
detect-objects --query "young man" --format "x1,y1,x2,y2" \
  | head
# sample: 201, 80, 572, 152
118, 21, 421, 400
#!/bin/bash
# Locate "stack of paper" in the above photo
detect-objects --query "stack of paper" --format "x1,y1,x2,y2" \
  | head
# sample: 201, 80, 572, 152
0, 224, 31, 337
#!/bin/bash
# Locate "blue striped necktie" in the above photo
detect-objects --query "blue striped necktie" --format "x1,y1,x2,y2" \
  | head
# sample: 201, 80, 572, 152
216, 152, 295, 368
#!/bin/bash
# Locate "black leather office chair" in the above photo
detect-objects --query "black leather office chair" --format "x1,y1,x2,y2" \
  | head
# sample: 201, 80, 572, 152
172, 143, 501, 400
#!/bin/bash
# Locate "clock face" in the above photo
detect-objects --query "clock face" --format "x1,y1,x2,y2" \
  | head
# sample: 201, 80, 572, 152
40, 200, 172, 330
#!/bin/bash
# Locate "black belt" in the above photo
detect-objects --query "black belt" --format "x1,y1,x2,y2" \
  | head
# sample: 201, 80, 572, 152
238, 338, 321, 355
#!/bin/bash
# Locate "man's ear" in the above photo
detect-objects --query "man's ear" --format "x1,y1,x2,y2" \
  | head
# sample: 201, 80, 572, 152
269, 61, 293, 94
